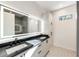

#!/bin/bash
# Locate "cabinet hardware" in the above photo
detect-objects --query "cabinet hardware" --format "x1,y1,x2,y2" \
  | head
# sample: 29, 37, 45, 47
44, 50, 49, 57
46, 40, 48, 43
38, 44, 41, 47
38, 50, 41, 54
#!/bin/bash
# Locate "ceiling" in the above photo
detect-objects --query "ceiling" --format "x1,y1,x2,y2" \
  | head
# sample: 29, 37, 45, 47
35, 1, 76, 11
0, 1, 76, 15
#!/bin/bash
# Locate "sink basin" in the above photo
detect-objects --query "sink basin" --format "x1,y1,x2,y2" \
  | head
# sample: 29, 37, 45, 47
6, 43, 28, 55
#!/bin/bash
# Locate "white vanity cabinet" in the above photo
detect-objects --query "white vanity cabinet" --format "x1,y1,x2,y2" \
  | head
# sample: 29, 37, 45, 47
32, 40, 49, 57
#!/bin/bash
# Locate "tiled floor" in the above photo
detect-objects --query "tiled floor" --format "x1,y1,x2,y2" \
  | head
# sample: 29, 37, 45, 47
46, 46, 76, 57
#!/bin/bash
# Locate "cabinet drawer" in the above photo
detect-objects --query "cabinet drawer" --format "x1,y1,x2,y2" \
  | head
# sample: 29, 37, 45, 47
32, 42, 49, 57
32, 49, 49, 57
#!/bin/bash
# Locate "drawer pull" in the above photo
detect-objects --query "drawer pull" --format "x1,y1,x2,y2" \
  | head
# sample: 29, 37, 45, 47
38, 50, 41, 54
44, 50, 49, 57
46, 40, 48, 43
38, 44, 41, 47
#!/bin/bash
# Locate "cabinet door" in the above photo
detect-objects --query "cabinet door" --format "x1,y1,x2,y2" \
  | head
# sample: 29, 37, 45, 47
32, 41, 49, 57
2, 12, 15, 38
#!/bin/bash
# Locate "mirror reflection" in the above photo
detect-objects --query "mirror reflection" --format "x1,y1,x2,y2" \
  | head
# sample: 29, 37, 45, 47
3, 8, 41, 37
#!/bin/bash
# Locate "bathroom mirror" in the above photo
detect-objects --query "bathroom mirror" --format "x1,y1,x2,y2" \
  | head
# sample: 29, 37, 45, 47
15, 13, 40, 35
1, 6, 41, 38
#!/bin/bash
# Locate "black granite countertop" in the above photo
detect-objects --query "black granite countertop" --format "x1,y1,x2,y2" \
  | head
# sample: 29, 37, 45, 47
0, 42, 33, 57
0, 34, 49, 57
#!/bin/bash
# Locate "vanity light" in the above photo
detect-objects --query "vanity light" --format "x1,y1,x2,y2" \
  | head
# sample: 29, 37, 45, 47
28, 14, 45, 33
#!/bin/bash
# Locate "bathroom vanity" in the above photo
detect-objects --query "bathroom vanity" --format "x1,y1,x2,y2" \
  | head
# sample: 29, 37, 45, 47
0, 4, 49, 57
0, 33, 49, 57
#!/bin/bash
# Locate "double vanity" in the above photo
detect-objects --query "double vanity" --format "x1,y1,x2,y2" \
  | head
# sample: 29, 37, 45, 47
0, 33, 49, 57
0, 4, 49, 57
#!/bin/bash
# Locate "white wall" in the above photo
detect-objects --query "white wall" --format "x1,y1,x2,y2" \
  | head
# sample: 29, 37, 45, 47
41, 12, 54, 47
0, 1, 43, 18
52, 4, 77, 51
41, 12, 50, 34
